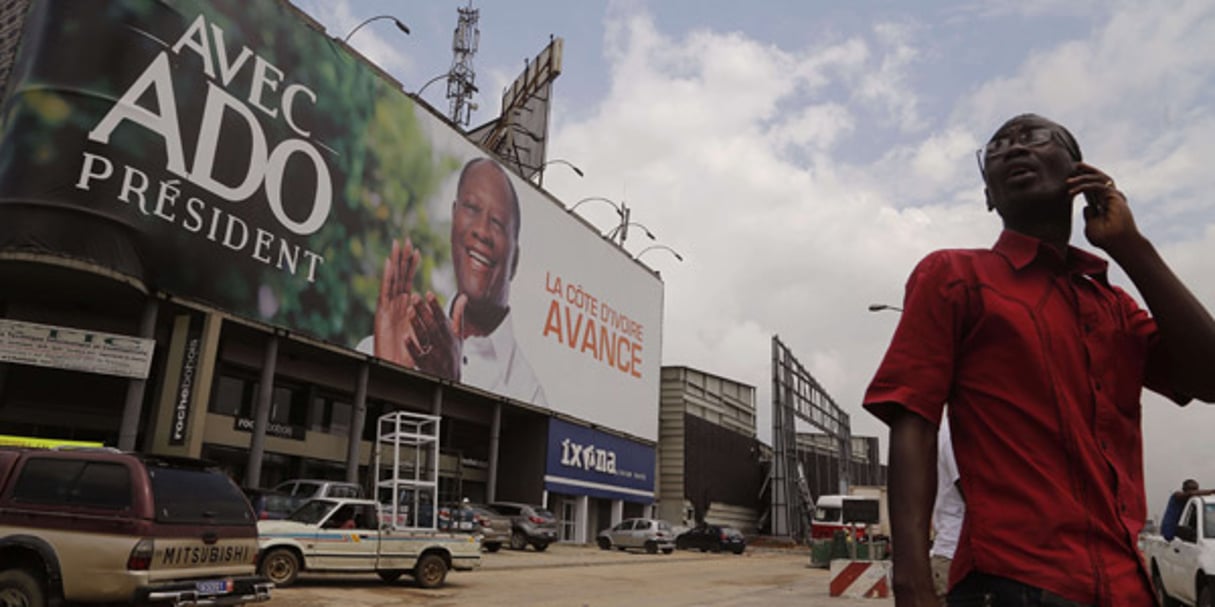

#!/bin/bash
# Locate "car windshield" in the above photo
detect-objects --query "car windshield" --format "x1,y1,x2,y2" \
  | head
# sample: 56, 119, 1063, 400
814, 506, 841, 522
264, 494, 302, 514
288, 499, 337, 524
147, 464, 253, 525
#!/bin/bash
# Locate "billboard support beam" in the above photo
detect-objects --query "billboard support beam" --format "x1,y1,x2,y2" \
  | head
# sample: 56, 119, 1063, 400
770, 335, 851, 542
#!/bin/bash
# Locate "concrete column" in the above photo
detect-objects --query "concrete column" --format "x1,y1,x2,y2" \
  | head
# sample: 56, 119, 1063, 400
244, 334, 279, 488
346, 361, 370, 484
486, 402, 502, 502
611, 499, 624, 526
431, 384, 443, 415
575, 494, 590, 543
642, 503, 653, 519
118, 297, 158, 451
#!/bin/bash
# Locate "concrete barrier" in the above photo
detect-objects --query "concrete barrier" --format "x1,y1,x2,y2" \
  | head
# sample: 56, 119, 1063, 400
828, 559, 892, 598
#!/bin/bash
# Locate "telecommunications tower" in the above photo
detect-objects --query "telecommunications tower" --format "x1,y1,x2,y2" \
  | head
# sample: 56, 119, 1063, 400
446, 1, 479, 127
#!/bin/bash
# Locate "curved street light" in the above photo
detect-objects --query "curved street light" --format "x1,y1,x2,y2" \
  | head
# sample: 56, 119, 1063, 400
343, 15, 411, 44
635, 245, 684, 263
569, 197, 624, 217
540, 159, 584, 178
415, 70, 480, 98
607, 222, 655, 241
867, 303, 903, 313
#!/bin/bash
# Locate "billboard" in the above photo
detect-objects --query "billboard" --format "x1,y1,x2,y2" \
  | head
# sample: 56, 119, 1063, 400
545, 418, 655, 504
0, 0, 662, 440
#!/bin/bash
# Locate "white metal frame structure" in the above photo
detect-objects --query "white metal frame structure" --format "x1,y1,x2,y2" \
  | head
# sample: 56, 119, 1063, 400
374, 410, 441, 530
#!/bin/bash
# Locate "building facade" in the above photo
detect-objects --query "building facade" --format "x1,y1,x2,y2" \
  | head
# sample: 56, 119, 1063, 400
0, 0, 661, 544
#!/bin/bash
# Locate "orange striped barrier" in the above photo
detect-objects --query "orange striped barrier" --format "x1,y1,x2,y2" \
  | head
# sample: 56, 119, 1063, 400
828, 559, 892, 598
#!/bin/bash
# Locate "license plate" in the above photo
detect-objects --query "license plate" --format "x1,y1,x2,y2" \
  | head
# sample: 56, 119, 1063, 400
458, 522, 474, 530
195, 579, 233, 595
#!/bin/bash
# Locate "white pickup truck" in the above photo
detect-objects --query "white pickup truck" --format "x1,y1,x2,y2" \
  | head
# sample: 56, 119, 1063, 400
1142, 495, 1215, 607
255, 497, 481, 589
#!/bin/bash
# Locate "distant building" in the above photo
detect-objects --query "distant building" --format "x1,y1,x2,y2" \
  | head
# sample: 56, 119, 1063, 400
657, 366, 765, 534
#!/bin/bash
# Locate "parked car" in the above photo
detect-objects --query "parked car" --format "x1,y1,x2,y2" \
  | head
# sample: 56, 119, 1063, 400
437, 501, 478, 533
243, 487, 306, 520
675, 524, 747, 554
467, 504, 511, 552
488, 501, 559, 551
1142, 494, 1215, 606
0, 446, 272, 606
272, 478, 363, 500
597, 517, 676, 554
256, 498, 481, 589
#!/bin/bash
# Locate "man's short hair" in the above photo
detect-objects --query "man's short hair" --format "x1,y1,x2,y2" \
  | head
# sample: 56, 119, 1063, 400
1184, 479, 1200, 491
456, 158, 521, 240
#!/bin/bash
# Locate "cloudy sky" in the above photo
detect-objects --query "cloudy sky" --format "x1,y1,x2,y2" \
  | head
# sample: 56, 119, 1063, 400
296, 0, 1215, 518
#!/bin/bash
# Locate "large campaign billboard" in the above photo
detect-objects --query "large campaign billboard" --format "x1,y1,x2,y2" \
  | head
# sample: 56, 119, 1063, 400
0, 0, 662, 440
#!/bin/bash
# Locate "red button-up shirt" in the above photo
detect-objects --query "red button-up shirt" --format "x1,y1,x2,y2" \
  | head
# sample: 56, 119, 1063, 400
865, 230, 1185, 607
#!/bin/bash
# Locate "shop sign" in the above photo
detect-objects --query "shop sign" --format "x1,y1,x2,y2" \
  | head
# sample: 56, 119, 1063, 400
544, 418, 654, 502
0, 318, 154, 379
233, 416, 306, 441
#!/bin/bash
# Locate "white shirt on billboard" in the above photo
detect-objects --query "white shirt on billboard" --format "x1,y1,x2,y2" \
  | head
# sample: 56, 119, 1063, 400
356, 310, 546, 406
931, 419, 964, 559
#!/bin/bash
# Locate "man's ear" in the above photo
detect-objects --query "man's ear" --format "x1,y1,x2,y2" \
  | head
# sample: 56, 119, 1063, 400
985, 187, 994, 212
510, 245, 520, 280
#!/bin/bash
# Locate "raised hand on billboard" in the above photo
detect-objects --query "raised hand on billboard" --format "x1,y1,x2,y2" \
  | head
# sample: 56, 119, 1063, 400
406, 292, 466, 381
374, 238, 421, 367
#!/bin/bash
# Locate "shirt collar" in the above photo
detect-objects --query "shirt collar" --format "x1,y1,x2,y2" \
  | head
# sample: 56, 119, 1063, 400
992, 230, 1110, 283
461, 308, 515, 358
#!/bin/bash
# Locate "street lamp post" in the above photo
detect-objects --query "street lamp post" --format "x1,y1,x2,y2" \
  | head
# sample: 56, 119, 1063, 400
535, 159, 584, 187
635, 245, 684, 263
867, 303, 903, 313
606, 222, 655, 242
343, 15, 411, 44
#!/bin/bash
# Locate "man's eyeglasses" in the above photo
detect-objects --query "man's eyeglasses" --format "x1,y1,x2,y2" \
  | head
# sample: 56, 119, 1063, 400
975, 126, 1057, 174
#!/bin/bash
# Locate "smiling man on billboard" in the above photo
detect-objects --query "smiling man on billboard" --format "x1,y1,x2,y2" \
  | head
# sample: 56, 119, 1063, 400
360, 157, 546, 405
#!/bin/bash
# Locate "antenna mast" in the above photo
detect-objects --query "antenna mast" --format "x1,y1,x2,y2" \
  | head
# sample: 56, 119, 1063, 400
447, 1, 479, 127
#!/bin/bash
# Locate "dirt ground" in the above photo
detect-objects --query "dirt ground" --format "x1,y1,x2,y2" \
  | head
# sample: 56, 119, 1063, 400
263, 543, 895, 607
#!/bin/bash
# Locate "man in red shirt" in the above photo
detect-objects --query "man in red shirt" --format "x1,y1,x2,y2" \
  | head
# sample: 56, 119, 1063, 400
864, 114, 1215, 607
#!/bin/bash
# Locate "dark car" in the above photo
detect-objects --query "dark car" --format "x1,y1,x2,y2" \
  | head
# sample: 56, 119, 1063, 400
437, 501, 479, 533
675, 524, 747, 554
243, 487, 305, 520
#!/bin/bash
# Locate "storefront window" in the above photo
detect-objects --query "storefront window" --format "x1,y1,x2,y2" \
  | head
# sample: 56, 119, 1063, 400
309, 394, 352, 435
210, 375, 253, 417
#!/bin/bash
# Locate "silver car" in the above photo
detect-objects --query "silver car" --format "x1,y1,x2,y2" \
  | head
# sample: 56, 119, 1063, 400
597, 518, 676, 554
489, 502, 559, 551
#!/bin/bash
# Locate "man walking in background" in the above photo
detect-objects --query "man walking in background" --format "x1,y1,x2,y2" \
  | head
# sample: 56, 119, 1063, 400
931, 420, 962, 602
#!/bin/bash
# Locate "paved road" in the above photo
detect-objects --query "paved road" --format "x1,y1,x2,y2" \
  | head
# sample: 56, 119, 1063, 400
264, 543, 895, 606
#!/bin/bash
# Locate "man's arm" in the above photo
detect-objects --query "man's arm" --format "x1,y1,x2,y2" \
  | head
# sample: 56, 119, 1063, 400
1072, 163, 1215, 402
887, 407, 939, 607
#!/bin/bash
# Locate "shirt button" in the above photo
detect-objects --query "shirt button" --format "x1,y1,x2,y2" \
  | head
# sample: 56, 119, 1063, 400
1085, 324, 1093, 333
1101, 441, 1109, 450
1095, 381, 1102, 391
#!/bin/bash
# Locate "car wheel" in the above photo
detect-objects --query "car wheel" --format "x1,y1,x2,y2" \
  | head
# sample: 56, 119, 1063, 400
377, 570, 404, 584
645, 541, 658, 554
484, 542, 501, 553
662, 548, 673, 555
1153, 562, 1179, 607
0, 568, 46, 607
260, 548, 301, 588
597, 537, 611, 550
510, 531, 528, 551
732, 546, 745, 555
699, 547, 707, 553
413, 554, 448, 589
1200, 585, 1213, 607
532, 542, 549, 552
